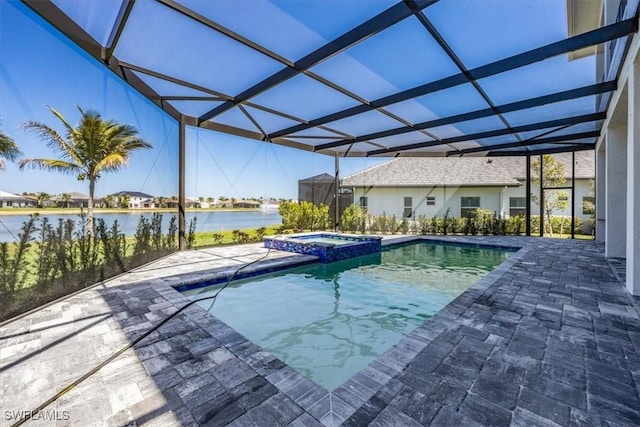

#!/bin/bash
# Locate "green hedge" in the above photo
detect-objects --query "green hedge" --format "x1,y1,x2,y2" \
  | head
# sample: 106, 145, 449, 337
336, 204, 593, 238
1, 213, 196, 321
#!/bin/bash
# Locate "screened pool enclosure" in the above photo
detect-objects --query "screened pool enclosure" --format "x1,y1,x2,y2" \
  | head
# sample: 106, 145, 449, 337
19, 0, 640, 246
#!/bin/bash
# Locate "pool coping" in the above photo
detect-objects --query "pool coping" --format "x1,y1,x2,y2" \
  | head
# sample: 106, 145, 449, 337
167, 235, 528, 424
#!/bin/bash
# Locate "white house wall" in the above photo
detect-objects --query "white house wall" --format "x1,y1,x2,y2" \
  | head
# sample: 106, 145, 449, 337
595, 11, 640, 295
351, 179, 593, 220
0, 200, 35, 208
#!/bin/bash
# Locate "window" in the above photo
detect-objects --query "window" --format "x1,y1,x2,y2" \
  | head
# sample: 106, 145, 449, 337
426, 196, 435, 206
6, 201, 12, 207
403, 197, 412, 218
461, 197, 480, 218
509, 197, 526, 217
582, 196, 595, 215
359, 196, 368, 212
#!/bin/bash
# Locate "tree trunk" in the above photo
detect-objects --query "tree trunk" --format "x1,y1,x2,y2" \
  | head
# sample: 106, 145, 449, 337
88, 178, 95, 239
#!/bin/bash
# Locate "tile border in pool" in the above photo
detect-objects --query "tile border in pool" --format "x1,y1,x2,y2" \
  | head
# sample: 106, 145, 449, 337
170, 235, 527, 424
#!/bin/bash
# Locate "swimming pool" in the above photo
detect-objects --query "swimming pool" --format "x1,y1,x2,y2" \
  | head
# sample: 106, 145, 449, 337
183, 241, 512, 391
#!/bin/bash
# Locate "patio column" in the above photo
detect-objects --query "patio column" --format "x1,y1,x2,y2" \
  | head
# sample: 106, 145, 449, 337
334, 153, 340, 231
571, 151, 575, 239
526, 153, 531, 236
596, 145, 606, 242
627, 58, 640, 294
605, 124, 627, 258
179, 117, 186, 251
539, 155, 544, 237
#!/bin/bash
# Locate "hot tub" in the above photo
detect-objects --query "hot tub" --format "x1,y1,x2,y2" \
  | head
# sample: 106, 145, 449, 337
264, 232, 382, 263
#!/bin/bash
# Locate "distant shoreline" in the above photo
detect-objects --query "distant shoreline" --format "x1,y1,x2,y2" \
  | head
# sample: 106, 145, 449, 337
0, 207, 265, 216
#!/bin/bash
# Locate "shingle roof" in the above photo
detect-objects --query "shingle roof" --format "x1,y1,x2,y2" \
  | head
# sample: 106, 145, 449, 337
109, 191, 155, 198
299, 173, 335, 183
497, 151, 594, 180
342, 157, 521, 187
342, 152, 594, 187
0, 191, 33, 202
52, 192, 89, 201
0, 191, 21, 198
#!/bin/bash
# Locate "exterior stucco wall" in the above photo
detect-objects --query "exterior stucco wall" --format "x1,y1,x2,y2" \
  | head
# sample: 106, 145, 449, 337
0, 200, 35, 208
350, 179, 593, 220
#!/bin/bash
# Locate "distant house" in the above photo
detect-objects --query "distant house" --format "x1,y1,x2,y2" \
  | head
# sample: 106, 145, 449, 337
0, 191, 36, 208
51, 192, 89, 208
109, 191, 155, 208
215, 199, 233, 208
233, 199, 261, 209
341, 152, 595, 220
166, 197, 199, 209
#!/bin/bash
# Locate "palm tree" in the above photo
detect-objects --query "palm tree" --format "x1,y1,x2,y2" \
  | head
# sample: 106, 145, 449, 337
0, 128, 21, 169
36, 192, 50, 208
19, 106, 151, 236
58, 192, 72, 208
154, 196, 166, 208
118, 194, 131, 209
104, 194, 115, 208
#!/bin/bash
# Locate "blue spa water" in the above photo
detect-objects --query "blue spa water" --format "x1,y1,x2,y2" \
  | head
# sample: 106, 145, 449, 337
183, 242, 512, 390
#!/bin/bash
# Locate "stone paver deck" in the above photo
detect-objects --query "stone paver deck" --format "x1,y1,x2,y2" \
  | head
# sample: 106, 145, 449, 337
1, 237, 639, 426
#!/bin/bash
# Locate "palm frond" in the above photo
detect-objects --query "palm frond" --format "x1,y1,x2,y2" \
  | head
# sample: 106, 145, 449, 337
94, 153, 127, 174
104, 122, 140, 141
18, 158, 83, 175
47, 106, 76, 131
118, 137, 153, 151
20, 121, 83, 165
0, 131, 22, 164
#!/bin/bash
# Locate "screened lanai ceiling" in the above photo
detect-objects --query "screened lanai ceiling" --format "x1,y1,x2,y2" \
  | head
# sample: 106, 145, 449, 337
23, 0, 640, 157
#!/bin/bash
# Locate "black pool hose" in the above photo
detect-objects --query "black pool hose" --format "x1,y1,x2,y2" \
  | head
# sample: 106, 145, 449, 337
11, 237, 285, 427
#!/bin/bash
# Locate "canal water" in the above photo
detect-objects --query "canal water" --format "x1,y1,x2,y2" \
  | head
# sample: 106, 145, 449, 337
0, 210, 281, 242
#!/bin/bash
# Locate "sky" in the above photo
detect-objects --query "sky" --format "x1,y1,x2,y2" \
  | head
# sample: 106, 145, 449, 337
0, 0, 595, 200
0, 0, 388, 200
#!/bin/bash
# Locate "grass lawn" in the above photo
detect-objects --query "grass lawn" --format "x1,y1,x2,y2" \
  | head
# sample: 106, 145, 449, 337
193, 226, 280, 248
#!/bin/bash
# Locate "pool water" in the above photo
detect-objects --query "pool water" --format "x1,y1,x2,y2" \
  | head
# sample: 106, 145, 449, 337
183, 242, 512, 391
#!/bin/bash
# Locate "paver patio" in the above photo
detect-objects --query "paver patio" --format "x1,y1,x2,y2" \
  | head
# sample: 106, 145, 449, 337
1, 236, 639, 426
